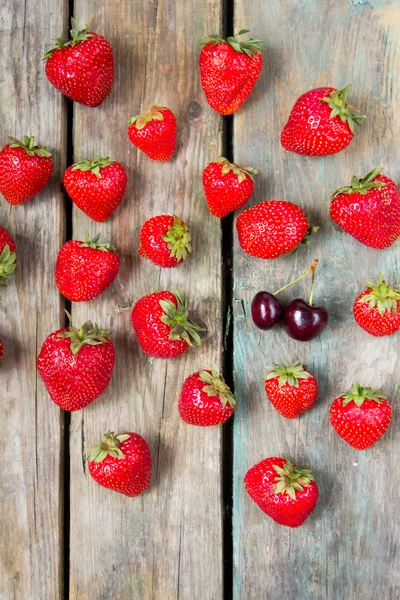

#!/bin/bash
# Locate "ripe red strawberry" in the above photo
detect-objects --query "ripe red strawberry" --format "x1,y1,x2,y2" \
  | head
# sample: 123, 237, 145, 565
88, 431, 152, 497
128, 105, 176, 161
330, 383, 392, 450
131, 291, 204, 359
0, 136, 52, 206
354, 273, 400, 337
64, 157, 127, 222
44, 19, 114, 107
244, 457, 319, 528
179, 367, 235, 426
199, 29, 263, 115
330, 168, 400, 249
55, 234, 120, 302
0, 226, 16, 285
37, 313, 115, 411
265, 362, 318, 419
138, 215, 191, 268
202, 157, 257, 218
281, 85, 365, 156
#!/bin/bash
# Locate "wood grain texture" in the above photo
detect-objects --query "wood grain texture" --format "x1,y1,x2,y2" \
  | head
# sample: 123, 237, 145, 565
68, 1, 223, 598
233, 1, 400, 599
0, 1, 67, 599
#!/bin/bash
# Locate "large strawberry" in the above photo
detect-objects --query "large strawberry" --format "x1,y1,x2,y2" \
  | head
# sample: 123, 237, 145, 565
44, 19, 114, 107
265, 362, 318, 419
0, 136, 52, 205
0, 226, 16, 285
37, 313, 115, 411
281, 85, 365, 156
330, 168, 400, 249
354, 273, 400, 337
88, 431, 152, 497
55, 234, 120, 302
131, 291, 204, 359
202, 157, 257, 218
128, 105, 176, 161
178, 367, 236, 426
244, 457, 319, 528
64, 157, 127, 222
138, 215, 191, 268
330, 383, 392, 450
199, 29, 263, 115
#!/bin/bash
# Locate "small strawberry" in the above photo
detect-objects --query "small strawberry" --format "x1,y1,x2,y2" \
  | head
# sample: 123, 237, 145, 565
178, 367, 236, 426
281, 85, 365, 156
330, 168, 400, 249
138, 215, 191, 268
131, 291, 204, 359
37, 312, 115, 411
330, 383, 392, 450
265, 361, 318, 419
0, 226, 16, 285
44, 18, 114, 107
88, 431, 152, 497
354, 273, 400, 337
55, 234, 120, 302
202, 157, 257, 218
199, 29, 263, 115
128, 105, 176, 161
64, 157, 127, 222
0, 136, 52, 206
244, 457, 319, 528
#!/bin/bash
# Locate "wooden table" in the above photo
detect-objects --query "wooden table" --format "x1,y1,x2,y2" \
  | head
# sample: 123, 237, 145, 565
1, 0, 400, 598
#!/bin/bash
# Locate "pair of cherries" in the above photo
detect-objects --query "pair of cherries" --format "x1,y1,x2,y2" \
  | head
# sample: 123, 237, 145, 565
251, 259, 329, 341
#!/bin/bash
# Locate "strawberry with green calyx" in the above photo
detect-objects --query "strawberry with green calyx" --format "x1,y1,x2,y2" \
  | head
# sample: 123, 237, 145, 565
128, 105, 176, 161
265, 361, 318, 419
138, 215, 191, 268
354, 273, 400, 337
0, 226, 16, 286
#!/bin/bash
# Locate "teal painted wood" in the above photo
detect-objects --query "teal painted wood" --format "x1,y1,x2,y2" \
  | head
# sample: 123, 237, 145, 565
233, 1, 400, 598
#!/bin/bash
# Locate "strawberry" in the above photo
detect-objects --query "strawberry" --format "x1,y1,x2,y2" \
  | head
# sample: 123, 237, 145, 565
64, 157, 127, 222
330, 383, 392, 450
37, 313, 115, 411
0, 136, 52, 206
131, 291, 204, 359
128, 105, 176, 161
199, 29, 263, 115
236, 200, 313, 259
55, 234, 120, 302
330, 168, 400, 249
178, 367, 235, 426
138, 215, 191, 268
44, 19, 114, 107
0, 226, 16, 285
244, 457, 319, 528
265, 362, 318, 419
88, 431, 152, 497
202, 157, 257, 218
354, 273, 400, 337
281, 85, 365, 156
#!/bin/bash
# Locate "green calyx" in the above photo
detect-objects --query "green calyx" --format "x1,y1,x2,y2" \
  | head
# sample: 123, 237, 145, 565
57, 310, 111, 355
0, 245, 17, 285
358, 272, 400, 316
215, 157, 257, 183
159, 291, 205, 347
342, 382, 387, 407
300, 222, 320, 247
201, 29, 263, 57
265, 361, 311, 388
9, 135, 51, 158
72, 156, 114, 178
43, 18, 92, 59
199, 366, 236, 408
80, 233, 116, 253
89, 431, 130, 463
129, 105, 166, 130
332, 168, 386, 198
320, 85, 366, 134
273, 459, 315, 500
162, 216, 192, 262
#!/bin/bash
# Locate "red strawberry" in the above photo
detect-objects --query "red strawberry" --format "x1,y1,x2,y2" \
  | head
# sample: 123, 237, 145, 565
354, 273, 400, 337
199, 29, 263, 115
44, 19, 114, 107
37, 313, 115, 411
178, 367, 235, 426
88, 431, 152, 497
131, 291, 204, 359
138, 215, 191, 268
202, 157, 257, 218
236, 200, 313, 259
0, 226, 16, 285
55, 234, 120, 302
64, 157, 127, 222
244, 457, 319, 528
330, 383, 392, 450
128, 105, 176, 161
330, 168, 400, 249
0, 339, 3, 360
265, 361, 318, 419
0, 136, 52, 206
281, 85, 365, 156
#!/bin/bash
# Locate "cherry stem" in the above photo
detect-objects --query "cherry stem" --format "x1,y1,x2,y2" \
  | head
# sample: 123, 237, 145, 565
273, 259, 319, 296
308, 260, 318, 306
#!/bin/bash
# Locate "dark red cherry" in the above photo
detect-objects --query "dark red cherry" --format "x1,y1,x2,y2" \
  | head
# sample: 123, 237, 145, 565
251, 291, 284, 330
283, 298, 328, 341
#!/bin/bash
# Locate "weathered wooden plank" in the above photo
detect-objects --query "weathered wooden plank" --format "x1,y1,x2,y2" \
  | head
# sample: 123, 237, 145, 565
0, 1, 67, 599
233, 1, 400, 599
68, 2, 224, 598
